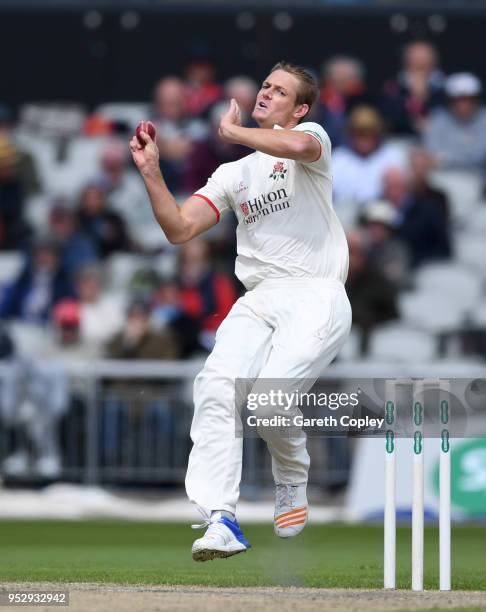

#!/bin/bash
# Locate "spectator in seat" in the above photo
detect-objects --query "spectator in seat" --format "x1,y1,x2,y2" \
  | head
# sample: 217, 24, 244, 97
317, 56, 372, 147
49, 299, 101, 360
179, 239, 237, 353
0, 136, 32, 251
151, 275, 200, 358
381, 40, 445, 135
221, 76, 259, 128
424, 73, 486, 175
332, 106, 404, 205
75, 264, 124, 349
382, 167, 451, 267
48, 202, 98, 276
77, 182, 131, 258
107, 300, 179, 361
152, 76, 208, 193
409, 147, 450, 222
1, 356, 70, 479
0, 237, 74, 323
93, 140, 162, 248
182, 101, 251, 194
361, 200, 411, 289
102, 300, 180, 466
184, 56, 224, 118
0, 300, 94, 480
346, 230, 399, 355
0, 103, 42, 197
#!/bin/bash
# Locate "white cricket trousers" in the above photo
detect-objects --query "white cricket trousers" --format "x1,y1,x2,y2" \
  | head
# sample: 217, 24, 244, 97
185, 277, 352, 515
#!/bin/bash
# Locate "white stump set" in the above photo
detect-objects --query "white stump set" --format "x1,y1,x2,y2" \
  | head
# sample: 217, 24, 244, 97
384, 379, 451, 592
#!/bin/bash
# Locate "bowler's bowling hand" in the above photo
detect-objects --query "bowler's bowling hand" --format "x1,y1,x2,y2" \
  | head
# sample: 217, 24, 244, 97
129, 131, 160, 178
219, 98, 242, 143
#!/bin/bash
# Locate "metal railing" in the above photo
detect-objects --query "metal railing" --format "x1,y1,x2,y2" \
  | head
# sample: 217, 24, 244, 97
1, 359, 483, 487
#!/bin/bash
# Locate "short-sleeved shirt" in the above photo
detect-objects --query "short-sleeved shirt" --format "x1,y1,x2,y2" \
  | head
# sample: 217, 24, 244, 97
193, 122, 349, 290
332, 142, 405, 205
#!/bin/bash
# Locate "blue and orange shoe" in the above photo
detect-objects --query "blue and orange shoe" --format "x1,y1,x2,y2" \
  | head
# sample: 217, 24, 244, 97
191, 514, 251, 562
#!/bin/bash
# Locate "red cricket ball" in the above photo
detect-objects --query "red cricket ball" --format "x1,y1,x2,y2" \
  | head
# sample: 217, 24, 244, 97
135, 121, 156, 146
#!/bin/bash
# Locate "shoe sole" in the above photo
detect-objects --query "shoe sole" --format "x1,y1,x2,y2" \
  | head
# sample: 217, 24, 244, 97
192, 547, 248, 562
274, 525, 307, 539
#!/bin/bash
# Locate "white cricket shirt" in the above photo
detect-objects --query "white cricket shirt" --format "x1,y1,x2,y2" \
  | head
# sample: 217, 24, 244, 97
194, 122, 349, 290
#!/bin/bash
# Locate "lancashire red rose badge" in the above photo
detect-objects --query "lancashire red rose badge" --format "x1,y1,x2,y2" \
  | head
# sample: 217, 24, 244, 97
269, 161, 287, 180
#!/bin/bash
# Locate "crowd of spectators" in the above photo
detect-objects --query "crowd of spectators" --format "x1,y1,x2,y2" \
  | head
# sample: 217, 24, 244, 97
0, 42, 485, 363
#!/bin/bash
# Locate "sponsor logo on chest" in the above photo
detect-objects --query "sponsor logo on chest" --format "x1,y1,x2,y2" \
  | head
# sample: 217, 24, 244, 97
239, 187, 291, 225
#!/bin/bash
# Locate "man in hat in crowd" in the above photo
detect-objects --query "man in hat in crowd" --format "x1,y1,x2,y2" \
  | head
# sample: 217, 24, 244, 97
332, 105, 404, 205
424, 72, 486, 176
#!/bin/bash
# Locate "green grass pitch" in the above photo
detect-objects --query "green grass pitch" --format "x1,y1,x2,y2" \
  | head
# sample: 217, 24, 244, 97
0, 521, 484, 590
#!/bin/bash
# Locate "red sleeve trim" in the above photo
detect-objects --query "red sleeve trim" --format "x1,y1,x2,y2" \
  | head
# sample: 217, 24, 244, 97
193, 193, 220, 223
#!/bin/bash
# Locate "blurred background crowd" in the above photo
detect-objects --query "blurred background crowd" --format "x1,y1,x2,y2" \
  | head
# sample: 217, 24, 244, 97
1, 40, 485, 362
1, 24, 485, 490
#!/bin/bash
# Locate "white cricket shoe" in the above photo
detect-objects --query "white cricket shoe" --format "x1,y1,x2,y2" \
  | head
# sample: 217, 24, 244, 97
191, 515, 251, 562
274, 483, 308, 538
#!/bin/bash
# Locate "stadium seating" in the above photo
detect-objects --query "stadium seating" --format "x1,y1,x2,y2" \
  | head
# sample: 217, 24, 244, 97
429, 169, 483, 223
368, 322, 437, 362
94, 102, 150, 130
413, 262, 482, 307
0, 252, 24, 287
399, 291, 469, 334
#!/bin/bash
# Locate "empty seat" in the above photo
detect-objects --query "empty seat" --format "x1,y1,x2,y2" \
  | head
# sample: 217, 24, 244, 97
50, 136, 108, 196
429, 169, 482, 222
388, 136, 414, 159
368, 323, 437, 362
414, 262, 482, 306
399, 291, 468, 333
15, 132, 109, 197
24, 193, 53, 232
18, 103, 86, 137
455, 236, 486, 274
105, 253, 149, 291
0, 252, 24, 288
462, 204, 486, 236
6, 322, 50, 357
470, 303, 486, 327
151, 252, 178, 279
14, 134, 59, 192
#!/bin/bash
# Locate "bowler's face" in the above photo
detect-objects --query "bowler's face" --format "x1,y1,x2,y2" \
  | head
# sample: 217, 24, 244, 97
252, 69, 303, 129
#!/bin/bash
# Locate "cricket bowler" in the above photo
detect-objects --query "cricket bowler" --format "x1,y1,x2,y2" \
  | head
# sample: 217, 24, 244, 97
130, 61, 352, 561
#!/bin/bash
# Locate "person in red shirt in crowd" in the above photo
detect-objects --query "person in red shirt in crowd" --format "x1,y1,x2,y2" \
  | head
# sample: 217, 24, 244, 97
184, 56, 224, 118
178, 238, 237, 352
